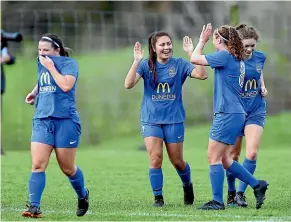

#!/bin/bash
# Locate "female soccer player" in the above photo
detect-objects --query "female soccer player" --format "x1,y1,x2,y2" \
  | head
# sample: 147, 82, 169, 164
124, 31, 208, 207
22, 34, 89, 218
226, 24, 268, 207
184, 24, 269, 210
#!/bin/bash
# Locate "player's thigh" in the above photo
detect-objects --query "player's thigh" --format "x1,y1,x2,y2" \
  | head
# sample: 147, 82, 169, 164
54, 119, 81, 148
244, 124, 264, 155
230, 136, 243, 161
31, 118, 55, 147
54, 148, 77, 176
31, 142, 54, 171
143, 136, 164, 158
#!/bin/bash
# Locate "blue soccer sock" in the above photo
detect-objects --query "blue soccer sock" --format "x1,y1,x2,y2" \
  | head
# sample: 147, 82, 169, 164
28, 172, 46, 207
226, 170, 236, 192
68, 166, 87, 199
238, 158, 257, 193
226, 161, 259, 189
149, 168, 163, 196
209, 164, 225, 204
176, 162, 192, 186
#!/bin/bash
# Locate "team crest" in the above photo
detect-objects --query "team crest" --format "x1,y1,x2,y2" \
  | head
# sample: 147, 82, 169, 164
256, 63, 262, 73
169, 67, 176, 77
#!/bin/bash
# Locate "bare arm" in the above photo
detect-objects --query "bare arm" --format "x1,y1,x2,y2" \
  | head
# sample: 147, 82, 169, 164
124, 42, 144, 89
48, 66, 76, 92
260, 72, 266, 88
260, 70, 268, 97
124, 60, 142, 89
190, 40, 209, 66
31, 84, 38, 96
190, 40, 208, 79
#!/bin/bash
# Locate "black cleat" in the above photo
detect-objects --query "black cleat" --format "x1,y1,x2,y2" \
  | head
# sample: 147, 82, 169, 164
235, 191, 248, 207
183, 183, 194, 205
153, 195, 164, 207
199, 200, 225, 210
22, 204, 42, 218
253, 180, 269, 209
77, 188, 89, 217
227, 191, 237, 206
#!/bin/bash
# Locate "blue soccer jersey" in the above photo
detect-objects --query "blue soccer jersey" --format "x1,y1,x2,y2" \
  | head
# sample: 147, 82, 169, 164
205, 50, 245, 114
34, 56, 80, 123
241, 50, 266, 114
137, 57, 195, 124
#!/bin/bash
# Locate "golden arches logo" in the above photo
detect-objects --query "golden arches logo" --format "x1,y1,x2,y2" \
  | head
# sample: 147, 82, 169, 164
157, 83, 170, 93
40, 72, 51, 86
245, 79, 257, 91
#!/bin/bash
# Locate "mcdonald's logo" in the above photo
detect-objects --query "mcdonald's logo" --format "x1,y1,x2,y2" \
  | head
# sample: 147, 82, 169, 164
244, 79, 257, 91
157, 83, 170, 93
40, 72, 51, 86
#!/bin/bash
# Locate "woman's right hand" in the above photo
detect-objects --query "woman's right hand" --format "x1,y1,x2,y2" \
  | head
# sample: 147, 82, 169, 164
133, 42, 144, 62
199, 23, 212, 44
25, 92, 37, 105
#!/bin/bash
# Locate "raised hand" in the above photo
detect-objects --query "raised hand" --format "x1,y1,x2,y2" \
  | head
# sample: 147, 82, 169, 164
133, 42, 144, 62
183, 36, 194, 54
200, 23, 212, 44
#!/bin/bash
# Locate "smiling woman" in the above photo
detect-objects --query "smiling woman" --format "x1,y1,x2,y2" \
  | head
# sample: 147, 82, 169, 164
124, 30, 209, 207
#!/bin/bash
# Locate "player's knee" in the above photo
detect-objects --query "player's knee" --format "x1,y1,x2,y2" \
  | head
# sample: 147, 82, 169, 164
60, 166, 76, 177
246, 151, 258, 160
31, 161, 47, 172
207, 152, 221, 164
150, 156, 163, 168
222, 156, 233, 169
170, 159, 185, 170
231, 151, 240, 161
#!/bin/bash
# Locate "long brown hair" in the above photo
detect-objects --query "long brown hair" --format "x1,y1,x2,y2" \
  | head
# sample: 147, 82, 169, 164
148, 31, 172, 85
40, 33, 72, 57
215, 25, 244, 60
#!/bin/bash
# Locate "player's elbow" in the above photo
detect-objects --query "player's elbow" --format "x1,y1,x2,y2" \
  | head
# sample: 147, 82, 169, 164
200, 73, 208, 80
61, 85, 73, 93
124, 82, 134, 89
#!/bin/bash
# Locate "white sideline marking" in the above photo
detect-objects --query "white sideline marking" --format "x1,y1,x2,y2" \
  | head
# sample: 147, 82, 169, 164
1, 207, 291, 221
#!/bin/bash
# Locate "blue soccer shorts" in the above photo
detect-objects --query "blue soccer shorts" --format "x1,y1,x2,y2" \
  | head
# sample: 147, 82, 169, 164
210, 113, 246, 145
140, 122, 184, 144
31, 118, 81, 148
239, 100, 266, 137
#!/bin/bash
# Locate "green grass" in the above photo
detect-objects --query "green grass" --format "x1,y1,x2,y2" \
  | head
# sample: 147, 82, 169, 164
1, 113, 291, 221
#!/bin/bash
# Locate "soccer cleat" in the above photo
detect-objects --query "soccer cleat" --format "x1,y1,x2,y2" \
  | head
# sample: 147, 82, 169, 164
235, 191, 248, 207
253, 180, 269, 209
153, 195, 164, 207
199, 200, 225, 210
227, 191, 237, 206
183, 183, 194, 205
22, 204, 42, 218
76, 188, 89, 217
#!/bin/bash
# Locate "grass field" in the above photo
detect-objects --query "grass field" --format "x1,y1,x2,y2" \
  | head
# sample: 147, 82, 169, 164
1, 113, 291, 221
